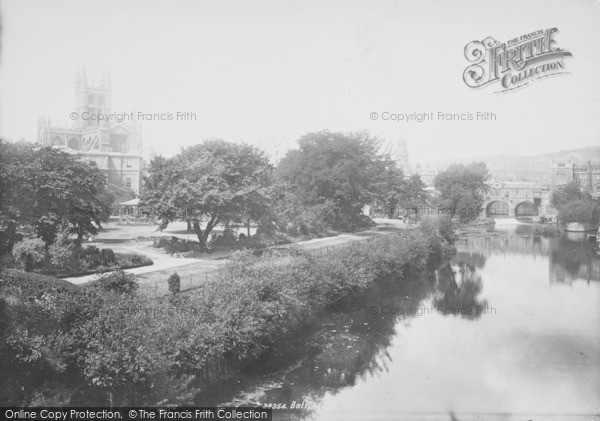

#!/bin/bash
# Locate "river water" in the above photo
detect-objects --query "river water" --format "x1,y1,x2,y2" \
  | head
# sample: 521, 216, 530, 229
199, 225, 600, 421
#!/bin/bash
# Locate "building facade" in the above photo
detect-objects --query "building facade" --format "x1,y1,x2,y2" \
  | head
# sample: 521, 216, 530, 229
550, 161, 600, 199
37, 69, 144, 194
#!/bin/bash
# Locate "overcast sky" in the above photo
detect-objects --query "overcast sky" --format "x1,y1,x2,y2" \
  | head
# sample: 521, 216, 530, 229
1, 0, 599, 164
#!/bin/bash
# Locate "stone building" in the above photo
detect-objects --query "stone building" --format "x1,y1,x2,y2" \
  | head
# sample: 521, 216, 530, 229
37, 69, 144, 194
550, 161, 600, 199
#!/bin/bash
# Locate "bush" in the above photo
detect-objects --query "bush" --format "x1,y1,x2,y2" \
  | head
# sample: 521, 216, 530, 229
153, 236, 202, 254
209, 229, 238, 248
99, 249, 116, 266
11, 238, 46, 271
117, 253, 153, 268
168, 272, 181, 295
0, 269, 80, 298
88, 271, 138, 294
533, 225, 561, 237
1, 223, 452, 406
558, 200, 600, 227
210, 230, 280, 251
419, 215, 457, 245
48, 232, 75, 269
78, 246, 102, 268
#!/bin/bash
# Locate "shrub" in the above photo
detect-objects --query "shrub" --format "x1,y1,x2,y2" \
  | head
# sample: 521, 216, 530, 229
11, 238, 46, 271
1, 223, 452, 406
558, 200, 600, 227
48, 231, 75, 269
433, 215, 458, 244
168, 272, 181, 295
419, 215, 457, 257
99, 249, 117, 266
533, 225, 561, 237
88, 271, 138, 294
153, 236, 201, 254
117, 253, 153, 268
78, 246, 102, 268
209, 229, 238, 248
210, 230, 278, 251
0, 269, 79, 298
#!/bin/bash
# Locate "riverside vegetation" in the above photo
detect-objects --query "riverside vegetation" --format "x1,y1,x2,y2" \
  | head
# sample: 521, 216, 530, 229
0, 217, 455, 406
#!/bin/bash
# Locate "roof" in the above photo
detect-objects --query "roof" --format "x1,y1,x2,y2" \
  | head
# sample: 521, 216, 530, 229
118, 198, 140, 206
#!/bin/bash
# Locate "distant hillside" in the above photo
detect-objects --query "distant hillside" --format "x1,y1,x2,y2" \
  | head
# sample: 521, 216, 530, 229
415, 146, 600, 184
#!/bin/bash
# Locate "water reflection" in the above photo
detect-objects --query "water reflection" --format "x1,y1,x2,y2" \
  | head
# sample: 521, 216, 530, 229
203, 227, 600, 419
456, 226, 600, 284
550, 234, 600, 284
199, 275, 437, 418
434, 262, 488, 320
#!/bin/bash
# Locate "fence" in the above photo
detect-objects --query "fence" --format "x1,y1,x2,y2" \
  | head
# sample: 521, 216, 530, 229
140, 234, 386, 295
138, 267, 222, 294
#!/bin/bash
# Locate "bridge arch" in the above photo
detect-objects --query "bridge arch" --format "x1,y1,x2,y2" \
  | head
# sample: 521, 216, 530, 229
514, 201, 538, 218
483, 199, 510, 218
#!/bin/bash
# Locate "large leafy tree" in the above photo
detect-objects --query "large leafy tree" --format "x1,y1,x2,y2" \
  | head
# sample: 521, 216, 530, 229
397, 174, 430, 220
370, 163, 406, 219
373, 170, 430, 219
276, 131, 389, 231
0, 140, 110, 251
140, 140, 272, 248
433, 162, 489, 222
551, 182, 599, 227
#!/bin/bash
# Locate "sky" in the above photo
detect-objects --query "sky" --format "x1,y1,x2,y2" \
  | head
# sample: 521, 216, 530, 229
1, 0, 599, 165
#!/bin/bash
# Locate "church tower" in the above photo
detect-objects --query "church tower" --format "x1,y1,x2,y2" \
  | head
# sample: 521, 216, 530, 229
73, 68, 112, 128
73, 68, 113, 150
394, 135, 410, 173
37, 69, 144, 194
383, 128, 410, 174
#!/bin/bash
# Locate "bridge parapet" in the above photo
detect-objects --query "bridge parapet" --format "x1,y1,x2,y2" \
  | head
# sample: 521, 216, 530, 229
483, 182, 554, 218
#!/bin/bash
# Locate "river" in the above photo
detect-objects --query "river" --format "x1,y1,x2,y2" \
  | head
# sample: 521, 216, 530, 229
197, 225, 600, 421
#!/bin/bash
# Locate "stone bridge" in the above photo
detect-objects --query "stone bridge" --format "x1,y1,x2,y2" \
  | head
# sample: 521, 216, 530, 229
482, 182, 555, 219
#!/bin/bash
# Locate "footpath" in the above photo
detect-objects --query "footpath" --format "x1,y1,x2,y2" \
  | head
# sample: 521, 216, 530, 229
64, 218, 408, 294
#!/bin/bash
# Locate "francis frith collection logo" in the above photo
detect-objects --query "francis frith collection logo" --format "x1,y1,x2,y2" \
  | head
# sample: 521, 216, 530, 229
463, 28, 572, 93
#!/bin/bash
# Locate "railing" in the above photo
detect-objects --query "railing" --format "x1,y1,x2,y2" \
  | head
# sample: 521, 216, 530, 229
137, 267, 222, 294
140, 234, 385, 295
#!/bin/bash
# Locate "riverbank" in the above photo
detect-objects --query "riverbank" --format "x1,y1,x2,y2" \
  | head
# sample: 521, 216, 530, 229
0, 219, 451, 406
65, 218, 409, 292
209, 226, 600, 419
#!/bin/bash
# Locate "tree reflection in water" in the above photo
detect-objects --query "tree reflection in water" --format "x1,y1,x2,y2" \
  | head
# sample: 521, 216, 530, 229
197, 273, 437, 419
198, 265, 490, 418
199, 229, 598, 419
433, 262, 488, 320
550, 235, 600, 283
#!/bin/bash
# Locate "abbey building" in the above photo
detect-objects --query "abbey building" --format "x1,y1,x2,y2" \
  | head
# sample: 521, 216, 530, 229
37, 69, 144, 194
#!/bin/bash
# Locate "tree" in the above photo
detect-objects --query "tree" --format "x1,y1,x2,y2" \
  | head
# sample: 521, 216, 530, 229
370, 163, 406, 219
276, 131, 389, 231
0, 141, 110, 250
551, 182, 589, 208
552, 182, 599, 227
100, 182, 137, 210
140, 140, 272, 249
400, 175, 429, 218
433, 162, 489, 222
